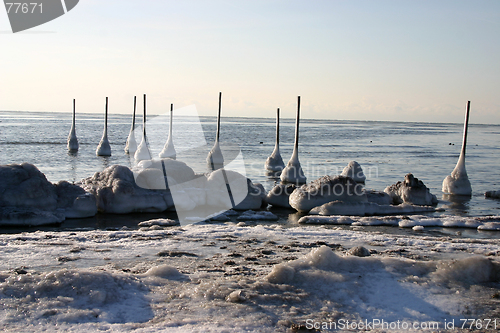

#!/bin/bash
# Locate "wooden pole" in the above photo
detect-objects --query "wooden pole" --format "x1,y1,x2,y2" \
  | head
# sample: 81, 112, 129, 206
72, 99, 76, 128
105, 97, 108, 130
276, 108, 280, 146
143, 94, 146, 137
132, 96, 136, 129
170, 103, 174, 136
462, 101, 470, 156
216, 92, 222, 141
294, 96, 300, 150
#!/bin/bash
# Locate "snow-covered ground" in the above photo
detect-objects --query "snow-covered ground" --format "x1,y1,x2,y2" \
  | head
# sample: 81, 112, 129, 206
1, 220, 500, 332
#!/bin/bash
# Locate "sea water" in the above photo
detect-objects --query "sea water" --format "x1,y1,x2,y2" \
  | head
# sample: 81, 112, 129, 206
2, 111, 500, 332
0, 110, 499, 220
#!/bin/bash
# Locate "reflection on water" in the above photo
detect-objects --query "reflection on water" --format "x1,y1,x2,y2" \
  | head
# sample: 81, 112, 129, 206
441, 193, 472, 215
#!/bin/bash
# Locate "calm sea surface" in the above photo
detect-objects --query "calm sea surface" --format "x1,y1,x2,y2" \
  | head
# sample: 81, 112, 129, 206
1, 110, 499, 221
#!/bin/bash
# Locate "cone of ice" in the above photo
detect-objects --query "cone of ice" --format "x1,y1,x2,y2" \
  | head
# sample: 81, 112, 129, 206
442, 101, 472, 196
96, 97, 111, 156
341, 161, 366, 183
280, 96, 306, 184
67, 99, 79, 152
124, 96, 137, 155
207, 92, 224, 171
134, 94, 152, 162
159, 103, 176, 159
265, 108, 285, 173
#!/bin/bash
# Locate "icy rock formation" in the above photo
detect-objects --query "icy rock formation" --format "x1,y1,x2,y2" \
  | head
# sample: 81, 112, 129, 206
341, 161, 366, 183
0, 163, 96, 225
0, 163, 57, 211
384, 174, 438, 206
308, 201, 437, 217
289, 175, 366, 213
365, 190, 393, 205
80, 164, 262, 215
55, 181, 97, 218
80, 165, 174, 214
207, 169, 263, 211
485, 190, 500, 199
265, 183, 296, 209
135, 159, 196, 190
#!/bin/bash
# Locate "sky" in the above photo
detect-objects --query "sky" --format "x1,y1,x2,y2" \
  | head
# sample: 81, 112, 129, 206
1, 0, 499, 123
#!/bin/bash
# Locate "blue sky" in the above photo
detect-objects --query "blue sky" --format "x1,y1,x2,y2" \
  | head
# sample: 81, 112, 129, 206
1, 0, 499, 123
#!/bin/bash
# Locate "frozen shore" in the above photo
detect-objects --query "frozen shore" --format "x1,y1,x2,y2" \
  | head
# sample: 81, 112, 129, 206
1, 222, 500, 332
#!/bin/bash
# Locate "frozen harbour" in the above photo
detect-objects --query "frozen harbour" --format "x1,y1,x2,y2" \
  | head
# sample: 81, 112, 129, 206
2, 221, 500, 332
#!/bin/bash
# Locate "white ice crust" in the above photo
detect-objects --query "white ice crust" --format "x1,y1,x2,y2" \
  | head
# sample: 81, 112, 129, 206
0, 164, 97, 226
341, 160, 366, 183
289, 175, 366, 212
1, 223, 499, 332
442, 153, 472, 196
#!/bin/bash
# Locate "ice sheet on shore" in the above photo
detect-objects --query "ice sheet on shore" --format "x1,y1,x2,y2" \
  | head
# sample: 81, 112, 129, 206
1, 223, 500, 332
308, 201, 438, 217
299, 213, 500, 229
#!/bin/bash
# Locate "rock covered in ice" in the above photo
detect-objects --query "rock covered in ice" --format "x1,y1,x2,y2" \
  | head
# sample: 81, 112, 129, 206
265, 183, 296, 209
385, 173, 438, 206
485, 190, 500, 199
137, 218, 179, 227
80, 165, 174, 214
365, 190, 393, 205
237, 210, 278, 221
308, 200, 437, 217
309, 200, 378, 216
0, 163, 57, 211
0, 163, 96, 225
341, 161, 366, 183
135, 159, 196, 190
442, 154, 472, 196
54, 181, 97, 218
289, 175, 366, 213
348, 246, 371, 257
208, 170, 263, 211
0, 207, 65, 226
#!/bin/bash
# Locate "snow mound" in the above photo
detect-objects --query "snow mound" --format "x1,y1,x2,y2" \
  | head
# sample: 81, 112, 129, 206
80, 165, 174, 214
143, 265, 187, 280
340, 160, 366, 183
289, 175, 366, 212
0, 268, 153, 324
385, 173, 438, 206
